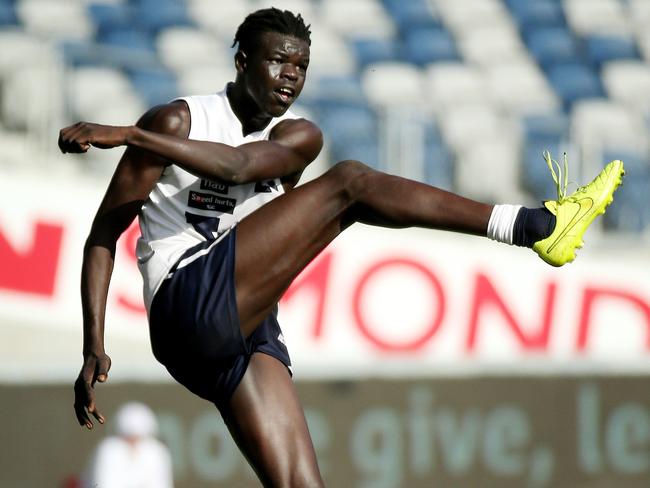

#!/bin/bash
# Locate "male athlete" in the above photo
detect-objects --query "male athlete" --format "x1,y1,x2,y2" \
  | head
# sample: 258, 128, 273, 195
58, 8, 624, 487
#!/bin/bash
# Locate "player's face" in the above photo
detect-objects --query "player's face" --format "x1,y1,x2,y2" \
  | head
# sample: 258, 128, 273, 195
243, 32, 310, 117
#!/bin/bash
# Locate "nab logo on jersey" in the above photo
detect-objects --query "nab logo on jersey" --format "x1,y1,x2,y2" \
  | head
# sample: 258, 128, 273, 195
200, 179, 229, 194
255, 180, 278, 193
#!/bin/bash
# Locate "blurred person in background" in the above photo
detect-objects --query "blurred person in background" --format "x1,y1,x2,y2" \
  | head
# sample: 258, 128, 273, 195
83, 401, 173, 488
58, 7, 623, 487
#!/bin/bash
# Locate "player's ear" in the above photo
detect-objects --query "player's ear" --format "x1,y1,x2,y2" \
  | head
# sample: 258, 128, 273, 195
235, 50, 247, 74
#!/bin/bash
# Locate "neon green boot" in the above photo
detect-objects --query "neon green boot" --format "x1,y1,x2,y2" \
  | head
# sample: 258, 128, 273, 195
533, 152, 625, 267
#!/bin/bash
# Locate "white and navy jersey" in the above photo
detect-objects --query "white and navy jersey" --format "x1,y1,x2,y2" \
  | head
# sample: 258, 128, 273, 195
136, 87, 300, 312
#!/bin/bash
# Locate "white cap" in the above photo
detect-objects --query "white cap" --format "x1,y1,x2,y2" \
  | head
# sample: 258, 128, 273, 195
115, 402, 158, 438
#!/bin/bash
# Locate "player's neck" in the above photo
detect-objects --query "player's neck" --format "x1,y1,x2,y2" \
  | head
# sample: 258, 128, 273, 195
226, 82, 273, 136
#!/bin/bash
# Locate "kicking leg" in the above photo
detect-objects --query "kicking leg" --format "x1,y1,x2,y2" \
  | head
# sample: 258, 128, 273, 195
220, 353, 324, 488
235, 160, 495, 335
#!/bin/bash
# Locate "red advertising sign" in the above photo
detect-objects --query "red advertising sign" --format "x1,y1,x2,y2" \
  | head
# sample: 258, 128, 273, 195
0, 174, 649, 379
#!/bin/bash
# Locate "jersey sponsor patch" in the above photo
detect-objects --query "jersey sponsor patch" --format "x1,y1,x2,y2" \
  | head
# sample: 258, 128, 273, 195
188, 191, 237, 214
254, 179, 278, 193
200, 178, 229, 194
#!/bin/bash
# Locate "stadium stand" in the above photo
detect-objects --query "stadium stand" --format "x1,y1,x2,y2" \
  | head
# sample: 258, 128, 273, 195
0, 0, 648, 234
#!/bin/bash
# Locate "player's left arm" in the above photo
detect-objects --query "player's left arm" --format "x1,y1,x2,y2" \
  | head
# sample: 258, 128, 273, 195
58, 117, 323, 184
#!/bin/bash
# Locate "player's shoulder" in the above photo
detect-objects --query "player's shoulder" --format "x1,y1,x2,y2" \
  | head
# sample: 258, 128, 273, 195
273, 116, 322, 142
271, 116, 323, 162
136, 100, 191, 136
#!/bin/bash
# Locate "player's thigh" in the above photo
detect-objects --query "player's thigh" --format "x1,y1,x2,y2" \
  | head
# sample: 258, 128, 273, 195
221, 353, 324, 488
235, 160, 370, 334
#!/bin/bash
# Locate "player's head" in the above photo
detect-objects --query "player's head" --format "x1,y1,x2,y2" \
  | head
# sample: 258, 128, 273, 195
233, 8, 311, 56
232, 8, 311, 116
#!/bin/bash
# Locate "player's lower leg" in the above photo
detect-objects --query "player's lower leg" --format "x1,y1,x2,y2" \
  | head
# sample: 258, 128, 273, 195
221, 354, 324, 488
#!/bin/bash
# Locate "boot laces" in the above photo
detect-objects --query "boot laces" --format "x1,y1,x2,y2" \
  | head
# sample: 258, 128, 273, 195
543, 151, 579, 203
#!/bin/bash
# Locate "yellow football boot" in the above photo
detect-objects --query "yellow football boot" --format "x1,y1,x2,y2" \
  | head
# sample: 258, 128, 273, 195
533, 152, 625, 267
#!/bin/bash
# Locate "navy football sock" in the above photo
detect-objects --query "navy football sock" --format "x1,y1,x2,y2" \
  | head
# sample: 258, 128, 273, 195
512, 207, 556, 248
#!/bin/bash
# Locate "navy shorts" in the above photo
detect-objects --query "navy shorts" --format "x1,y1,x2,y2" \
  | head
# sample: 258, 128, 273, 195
148, 228, 291, 410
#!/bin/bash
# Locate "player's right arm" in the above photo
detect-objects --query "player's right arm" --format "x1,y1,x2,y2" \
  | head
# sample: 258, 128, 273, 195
73, 102, 189, 430
58, 101, 323, 185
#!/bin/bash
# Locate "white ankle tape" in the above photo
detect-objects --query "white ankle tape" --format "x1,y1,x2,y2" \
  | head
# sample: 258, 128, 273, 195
487, 204, 522, 245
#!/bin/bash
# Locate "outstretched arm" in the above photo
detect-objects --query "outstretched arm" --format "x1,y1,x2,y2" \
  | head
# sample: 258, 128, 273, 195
58, 100, 323, 184
72, 103, 189, 429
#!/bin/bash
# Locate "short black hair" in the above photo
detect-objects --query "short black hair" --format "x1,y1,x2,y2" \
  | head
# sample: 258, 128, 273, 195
232, 7, 311, 54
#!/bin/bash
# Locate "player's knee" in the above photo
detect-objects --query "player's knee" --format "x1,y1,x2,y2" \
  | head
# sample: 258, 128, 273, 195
329, 159, 373, 200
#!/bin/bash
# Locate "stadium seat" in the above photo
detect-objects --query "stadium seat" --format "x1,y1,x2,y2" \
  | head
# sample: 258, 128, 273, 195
521, 112, 569, 193
316, 104, 377, 144
382, 0, 441, 32
584, 35, 640, 67
572, 101, 647, 148
304, 22, 357, 77
98, 27, 157, 54
400, 27, 459, 66
438, 104, 508, 153
458, 25, 529, 67
87, 2, 132, 35
126, 67, 179, 107
68, 66, 146, 123
329, 140, 381, 170
546, 63, 604, 108
374, 108, 445, 181
522, 136, 566, 201
0, 29, 50, 74
17, 0, 94, 40
186, 0, 253, 40
361, 62, 424, 107
350, 37, 400, 67
486, 61, 560, 115
638, 31, 650, 64
156, 27, 230, 73
602, 61, 650, 113
571, 100, 648, 177
436, 0, 512, 34
523, 112, 569, 140
0, 0, 17, 26
319, 0, 396, 39
61, 39, 162, 72
61, 39, 102, 68
423, 140, 454, 190
563, 0, 629, 36
506, 0, 565, 30
456, 139, 524, 203
132, 0, 193, 34
301, 74, 366, 106
177, 65, 233, 96
525, 27, 580, 68
1, 64, 50, 131
425, 63, 490, 112
316, 103, 380, 166
629, 0, 650, 32
601, 150, 650, 232
316, 102, 380, 168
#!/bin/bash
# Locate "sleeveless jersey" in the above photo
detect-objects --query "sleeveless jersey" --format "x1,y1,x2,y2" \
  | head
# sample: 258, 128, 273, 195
136, 88, 300, 311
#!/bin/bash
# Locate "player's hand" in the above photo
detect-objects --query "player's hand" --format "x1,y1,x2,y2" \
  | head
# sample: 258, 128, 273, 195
58, 122, 130, 153
74, 350, 112, 430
